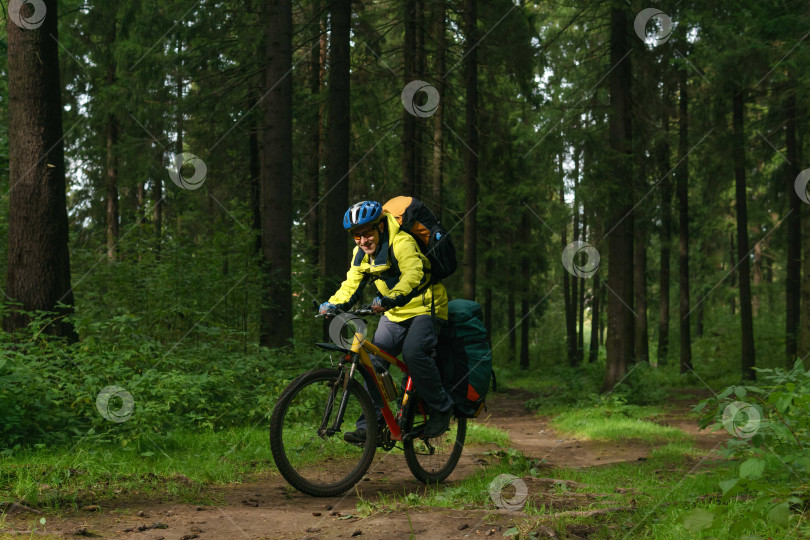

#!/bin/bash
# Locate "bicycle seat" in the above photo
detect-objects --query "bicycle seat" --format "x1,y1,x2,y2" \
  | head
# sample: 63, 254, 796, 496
315, 342, 350, 353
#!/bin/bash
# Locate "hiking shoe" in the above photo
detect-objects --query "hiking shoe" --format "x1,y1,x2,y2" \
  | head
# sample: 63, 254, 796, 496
343, 429, 368, 444
422, 409, 451, 438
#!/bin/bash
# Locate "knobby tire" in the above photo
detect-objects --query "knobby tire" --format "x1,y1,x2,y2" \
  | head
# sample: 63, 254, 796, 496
402, 400, 466, 484
269, 368, 377, 496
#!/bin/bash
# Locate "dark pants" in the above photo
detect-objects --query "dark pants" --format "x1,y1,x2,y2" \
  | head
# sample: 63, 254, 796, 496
355, 315, 453, 431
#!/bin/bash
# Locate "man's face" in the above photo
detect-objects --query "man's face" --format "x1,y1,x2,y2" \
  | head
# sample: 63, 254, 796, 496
352, 223, 381, 256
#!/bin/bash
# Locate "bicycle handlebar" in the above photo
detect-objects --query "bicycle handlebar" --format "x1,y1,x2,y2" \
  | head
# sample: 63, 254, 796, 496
314, 305, 376, 319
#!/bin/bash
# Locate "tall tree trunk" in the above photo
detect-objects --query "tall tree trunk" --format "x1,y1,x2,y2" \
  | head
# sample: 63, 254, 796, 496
462, 0, 478, 301
306, 1, 322, 280
520, 210, 530, 369
657, 106, 672, 365
106, 114, 119, 261
401, 0, 424, 196
752, 240, 763, 316
677, 69, 692, 373
561, 178, 576, 365
589, 272, 600, 362
571, 155, 580, 365
602, 6, 634, 392
507, 283, 516, 363
153, 145, 163, 258
105, 19, 119, 262
634, 222, 649, 363
733, 89, 756, 379
579, 211, 587, 360
5, 0, 77, 340
322, 0, 352, 300
249, 95, 261, 255
431, 0, 446, 217
484, 236, 493, 337
729, 232, 736, 314
785, 80, 801, 366
259, 0, 293, 348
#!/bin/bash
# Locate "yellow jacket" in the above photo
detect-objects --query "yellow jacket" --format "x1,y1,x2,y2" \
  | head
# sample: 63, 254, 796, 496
328, 213, 448, 322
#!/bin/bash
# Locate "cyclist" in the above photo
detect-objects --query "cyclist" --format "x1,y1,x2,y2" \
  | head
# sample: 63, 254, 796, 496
319, 200, 453, 442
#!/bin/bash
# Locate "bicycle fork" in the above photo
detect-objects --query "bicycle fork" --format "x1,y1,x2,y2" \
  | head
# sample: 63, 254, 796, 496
319, 362, 357, 437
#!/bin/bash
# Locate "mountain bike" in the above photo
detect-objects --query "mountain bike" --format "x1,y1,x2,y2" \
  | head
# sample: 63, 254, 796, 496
269, 307, 466, 497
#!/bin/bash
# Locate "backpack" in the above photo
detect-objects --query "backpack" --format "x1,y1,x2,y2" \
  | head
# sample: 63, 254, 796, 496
438, 299, 495, 418
382, 196, 457, 283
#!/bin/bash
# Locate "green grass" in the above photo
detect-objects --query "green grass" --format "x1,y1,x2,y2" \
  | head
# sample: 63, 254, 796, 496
551, 404, 689, 442
465, 419, 512, 447
0, 426, 276, 508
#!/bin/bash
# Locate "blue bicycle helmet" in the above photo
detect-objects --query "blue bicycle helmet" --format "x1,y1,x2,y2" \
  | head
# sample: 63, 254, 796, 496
343, 201, 383, 230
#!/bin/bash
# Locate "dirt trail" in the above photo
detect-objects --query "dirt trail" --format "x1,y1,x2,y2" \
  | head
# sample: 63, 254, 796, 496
1, 390, 725, 539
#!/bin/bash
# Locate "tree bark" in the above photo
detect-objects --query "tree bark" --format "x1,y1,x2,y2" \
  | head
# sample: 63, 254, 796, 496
259, 0, 293, 348
602, 6, 634, 392
785, 80, 801, 367
462, 0, 478, 301
5, 0, 77, 340
105, 20, 119, 262
249, 93, 261, 255
677, 69, 692, 373
401, 0, 424, 197
431, 0, 446, 217
634, 222, 649, 363
507, 283, 516, 363
305, 1, 322, 279
589, 272, 600, 363
733, 89, 756, 379
322, 0, 352, 299
106, 114, 119, 261
657, 105, 672, 365
520, 210, 530, 369
561, 178, 576, 366
571, 153, 580, 365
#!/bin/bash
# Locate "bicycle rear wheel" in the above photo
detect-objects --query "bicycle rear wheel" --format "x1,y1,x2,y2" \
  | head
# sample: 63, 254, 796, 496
402, 400, 466, 484
269, 368, 377, 496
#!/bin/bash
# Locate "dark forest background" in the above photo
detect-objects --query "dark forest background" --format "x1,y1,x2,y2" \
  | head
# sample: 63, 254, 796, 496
2, 0, 810, 448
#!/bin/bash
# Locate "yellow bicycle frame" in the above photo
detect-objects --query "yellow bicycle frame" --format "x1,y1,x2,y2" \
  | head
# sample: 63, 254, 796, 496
348, 331, 410, 441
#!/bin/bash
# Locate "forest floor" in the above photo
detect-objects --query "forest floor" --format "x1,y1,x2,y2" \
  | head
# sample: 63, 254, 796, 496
0, 389, 727, 540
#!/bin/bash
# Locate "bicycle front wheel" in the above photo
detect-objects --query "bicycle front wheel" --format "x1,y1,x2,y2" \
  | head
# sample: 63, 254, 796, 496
403, 401, 467, 484
269, 368, 377, 496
